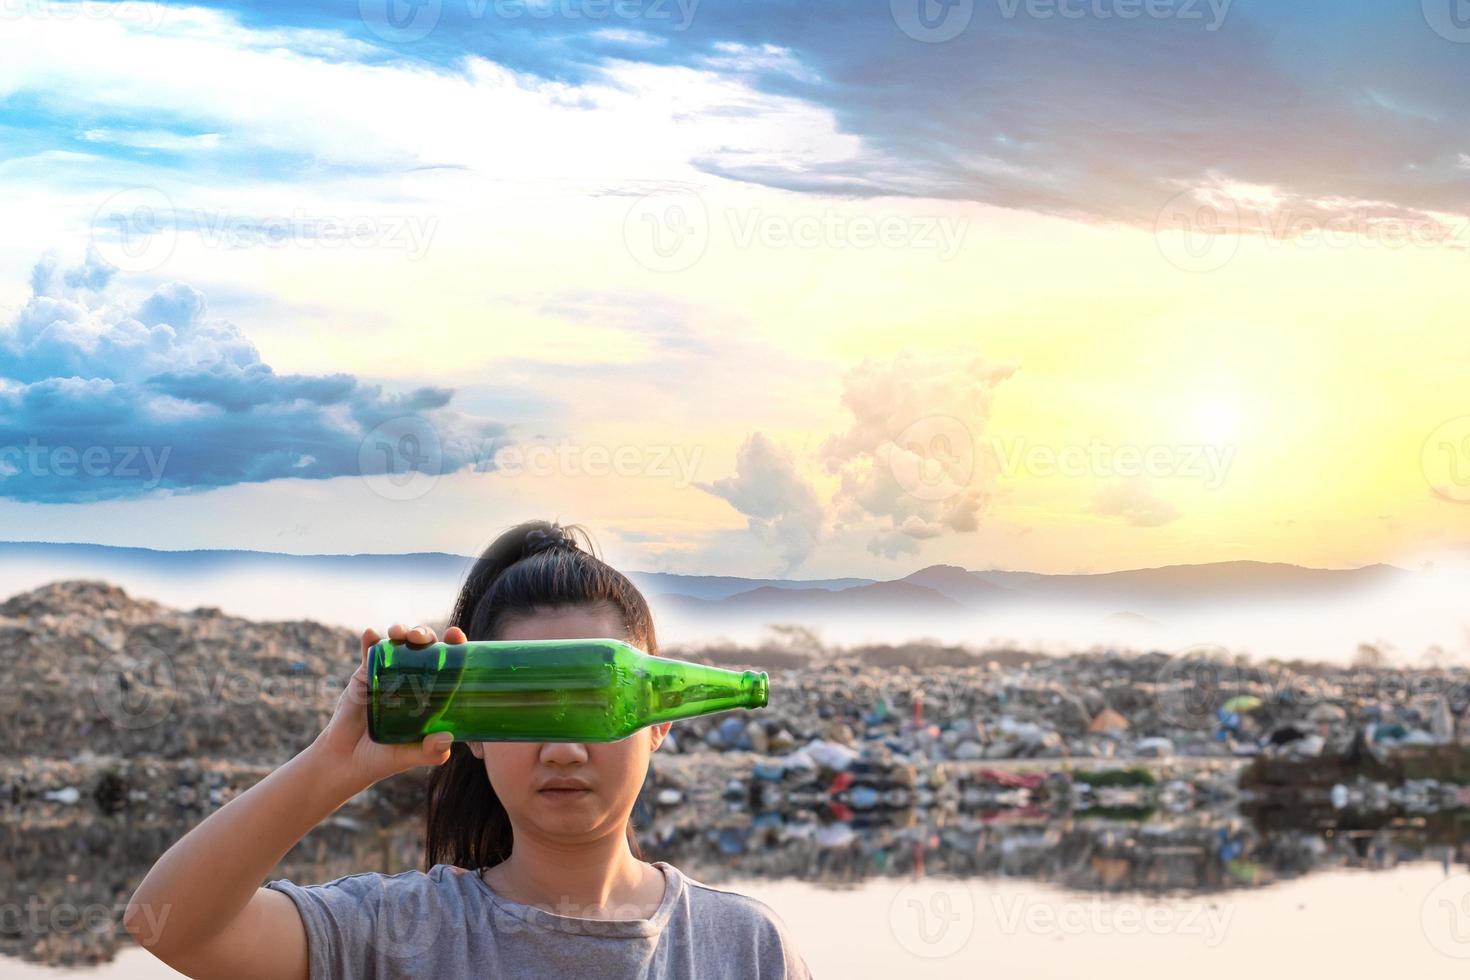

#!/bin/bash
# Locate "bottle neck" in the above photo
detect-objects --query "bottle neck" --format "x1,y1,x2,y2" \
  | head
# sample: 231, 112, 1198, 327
642, 664, 768, 726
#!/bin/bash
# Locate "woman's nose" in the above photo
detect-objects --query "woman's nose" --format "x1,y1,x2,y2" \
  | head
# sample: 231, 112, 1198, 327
538, 740, 589, 764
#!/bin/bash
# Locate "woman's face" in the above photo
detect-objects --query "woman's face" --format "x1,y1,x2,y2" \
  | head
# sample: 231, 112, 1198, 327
466, 604, 669, 844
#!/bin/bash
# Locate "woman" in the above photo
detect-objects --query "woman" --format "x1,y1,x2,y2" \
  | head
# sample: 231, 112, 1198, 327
125, 519, 813, 979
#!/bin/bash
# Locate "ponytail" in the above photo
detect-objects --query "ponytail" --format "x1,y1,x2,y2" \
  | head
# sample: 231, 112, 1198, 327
423, 519, 657, 870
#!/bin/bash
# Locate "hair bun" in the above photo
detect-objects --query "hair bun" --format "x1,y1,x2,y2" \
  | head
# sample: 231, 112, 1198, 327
523, 524, 571, 557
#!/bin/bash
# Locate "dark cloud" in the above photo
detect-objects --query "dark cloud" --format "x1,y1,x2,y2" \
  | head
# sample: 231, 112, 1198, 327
0, 250, 511, 503
303, 0, 1470, 231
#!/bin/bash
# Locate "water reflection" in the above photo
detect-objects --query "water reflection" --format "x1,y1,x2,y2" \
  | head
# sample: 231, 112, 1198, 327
4, 757, 1469, 972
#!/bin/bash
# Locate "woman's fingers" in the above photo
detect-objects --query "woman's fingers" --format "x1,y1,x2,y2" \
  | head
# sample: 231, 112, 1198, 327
393, 733, 452, 769
445, 626, 466, 644
360, 627, 379, 672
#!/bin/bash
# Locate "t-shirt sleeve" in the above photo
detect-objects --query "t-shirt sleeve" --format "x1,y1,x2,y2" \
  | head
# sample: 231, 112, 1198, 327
757, 907, 815, 979
264, 870, 451, 980
683, 877, 817, 979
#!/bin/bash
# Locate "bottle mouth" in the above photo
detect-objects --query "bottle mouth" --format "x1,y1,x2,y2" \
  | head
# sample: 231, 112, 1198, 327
366, 640, 383, 742
745, 670, 769, 709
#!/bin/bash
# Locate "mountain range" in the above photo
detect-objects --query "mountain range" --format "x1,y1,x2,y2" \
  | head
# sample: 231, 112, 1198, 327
0, 539, 1437, 666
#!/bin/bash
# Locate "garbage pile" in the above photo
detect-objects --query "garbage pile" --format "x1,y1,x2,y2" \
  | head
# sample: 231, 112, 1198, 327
666, 644, 1470, 765
4, 578, 1468, 812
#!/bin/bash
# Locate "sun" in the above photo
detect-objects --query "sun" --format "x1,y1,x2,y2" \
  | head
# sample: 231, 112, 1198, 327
1193, 394, 1247, 444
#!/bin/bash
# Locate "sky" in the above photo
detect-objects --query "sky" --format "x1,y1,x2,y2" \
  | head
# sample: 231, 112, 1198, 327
0, 0, 1468, 578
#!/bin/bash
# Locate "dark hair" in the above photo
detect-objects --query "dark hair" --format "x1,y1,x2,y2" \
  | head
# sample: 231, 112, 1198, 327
423, 519, 659, 871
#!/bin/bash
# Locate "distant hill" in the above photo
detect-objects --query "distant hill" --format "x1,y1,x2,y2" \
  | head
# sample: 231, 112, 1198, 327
973, 560, 1407, 606
0, 541, 1438, 663
664, 580, 967, 615
900, 564, 1013, 605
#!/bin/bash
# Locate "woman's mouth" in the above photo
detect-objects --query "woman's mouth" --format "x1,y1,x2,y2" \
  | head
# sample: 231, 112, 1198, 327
537, 779, 592, 798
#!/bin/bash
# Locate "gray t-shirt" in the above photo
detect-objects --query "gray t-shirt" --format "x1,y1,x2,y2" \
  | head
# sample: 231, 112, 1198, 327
265, 860, 813, 979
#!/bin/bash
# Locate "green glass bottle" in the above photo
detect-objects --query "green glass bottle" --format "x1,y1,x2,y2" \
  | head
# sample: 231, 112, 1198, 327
367, 636, 769, 743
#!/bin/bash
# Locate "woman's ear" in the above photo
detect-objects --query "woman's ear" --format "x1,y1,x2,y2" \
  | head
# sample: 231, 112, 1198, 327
647, 722, 672, 752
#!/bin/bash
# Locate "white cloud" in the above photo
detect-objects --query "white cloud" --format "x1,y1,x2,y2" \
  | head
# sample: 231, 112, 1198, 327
0, 6, 857, 185
820, 348, 1014, 558
696, 431, 823, 573
1092, 480, 1181, 528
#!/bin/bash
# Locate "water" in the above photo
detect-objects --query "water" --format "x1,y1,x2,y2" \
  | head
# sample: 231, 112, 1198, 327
6, 797, 1470, 978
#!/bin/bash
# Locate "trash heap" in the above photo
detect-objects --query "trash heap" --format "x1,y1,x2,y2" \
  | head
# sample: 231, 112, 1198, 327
3, 578, 1468, 814
663, 644, 1470, 765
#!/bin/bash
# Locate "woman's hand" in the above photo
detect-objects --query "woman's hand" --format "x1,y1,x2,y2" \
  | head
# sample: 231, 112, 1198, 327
309, 622, 468, 792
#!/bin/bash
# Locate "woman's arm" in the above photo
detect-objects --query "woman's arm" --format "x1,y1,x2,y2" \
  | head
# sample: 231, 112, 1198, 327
123, 623, 462, 980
